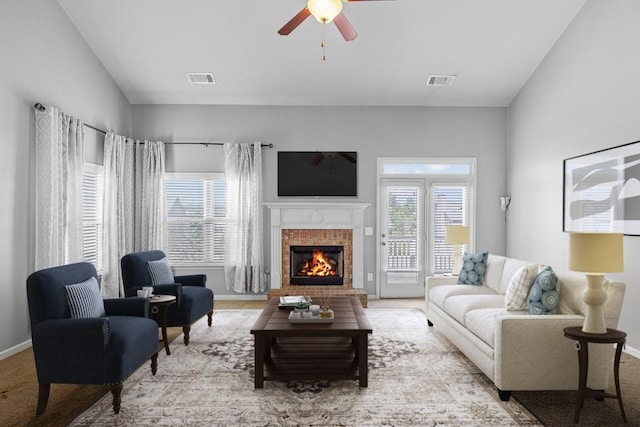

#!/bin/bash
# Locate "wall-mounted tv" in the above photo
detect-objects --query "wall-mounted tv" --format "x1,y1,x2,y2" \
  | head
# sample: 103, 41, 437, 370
277, 151, 357, 197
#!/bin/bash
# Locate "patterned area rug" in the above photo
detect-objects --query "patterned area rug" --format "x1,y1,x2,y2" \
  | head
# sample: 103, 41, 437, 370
70, 309, 541, 426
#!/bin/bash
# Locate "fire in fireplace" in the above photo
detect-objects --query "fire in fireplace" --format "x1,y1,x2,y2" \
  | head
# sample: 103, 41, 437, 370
289, 245, 344, 286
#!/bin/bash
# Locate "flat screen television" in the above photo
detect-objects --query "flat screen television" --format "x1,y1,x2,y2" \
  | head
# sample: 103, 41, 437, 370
277, 151, 357, 197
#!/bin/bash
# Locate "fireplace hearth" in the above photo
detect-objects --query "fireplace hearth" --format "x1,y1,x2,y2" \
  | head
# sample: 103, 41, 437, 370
290, 245, 344, 286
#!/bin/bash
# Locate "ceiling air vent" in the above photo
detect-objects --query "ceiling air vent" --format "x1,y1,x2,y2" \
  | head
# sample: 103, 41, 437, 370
186, 72, 216, 84
426, 74, 456, 87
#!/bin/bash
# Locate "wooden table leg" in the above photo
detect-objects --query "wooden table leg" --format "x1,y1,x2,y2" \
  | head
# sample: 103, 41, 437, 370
358, 332, 368, 387
613, 340, 627, 423
574, 339, 588, 423
159, 305, 171, 355
254, 334, 265, 388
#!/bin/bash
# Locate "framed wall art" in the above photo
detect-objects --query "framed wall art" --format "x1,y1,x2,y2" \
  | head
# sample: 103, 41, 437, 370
563, 140, 640, 235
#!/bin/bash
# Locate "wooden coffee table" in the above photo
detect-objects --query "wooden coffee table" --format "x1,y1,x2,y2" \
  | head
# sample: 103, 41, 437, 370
250, 296, 372, 388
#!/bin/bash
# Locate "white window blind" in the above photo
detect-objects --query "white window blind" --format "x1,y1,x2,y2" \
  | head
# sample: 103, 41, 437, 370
82, 163, 103, 274
165, 174, 225, 265
432, 185, 469, 274
385, 185, 423, 271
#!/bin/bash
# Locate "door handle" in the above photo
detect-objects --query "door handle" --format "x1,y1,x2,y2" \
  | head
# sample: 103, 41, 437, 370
381, 242, 386, 246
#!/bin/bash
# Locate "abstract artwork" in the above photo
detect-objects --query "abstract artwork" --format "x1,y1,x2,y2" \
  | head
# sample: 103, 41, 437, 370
563, 140, 640, 235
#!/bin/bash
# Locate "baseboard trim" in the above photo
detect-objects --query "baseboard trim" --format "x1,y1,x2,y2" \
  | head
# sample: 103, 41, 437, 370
0, 339, 32, 361
624, 344, 640, 360
215, 294, 268, 301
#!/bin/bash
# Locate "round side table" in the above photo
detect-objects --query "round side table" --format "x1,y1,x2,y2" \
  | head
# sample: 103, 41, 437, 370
563, 326, 627, 423
149, 294, 176, 355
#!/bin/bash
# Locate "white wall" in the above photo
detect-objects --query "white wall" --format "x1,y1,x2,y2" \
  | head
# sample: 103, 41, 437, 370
0, 1, 132, 356
507, 0, 640, 349
133, 105, 508, 296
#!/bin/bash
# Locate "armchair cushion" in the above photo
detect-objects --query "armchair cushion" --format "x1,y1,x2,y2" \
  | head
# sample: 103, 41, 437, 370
64, 276, 105, 318
147, 257, 174, 285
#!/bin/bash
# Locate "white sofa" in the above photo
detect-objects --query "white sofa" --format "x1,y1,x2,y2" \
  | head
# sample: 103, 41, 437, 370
425, 254, 626, 401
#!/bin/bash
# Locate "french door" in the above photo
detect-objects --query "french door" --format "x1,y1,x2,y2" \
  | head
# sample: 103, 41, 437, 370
379, 178, 426, 298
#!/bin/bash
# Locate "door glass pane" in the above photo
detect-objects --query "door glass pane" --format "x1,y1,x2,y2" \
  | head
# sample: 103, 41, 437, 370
385, 185, 423, 271
432, 185, 468, 274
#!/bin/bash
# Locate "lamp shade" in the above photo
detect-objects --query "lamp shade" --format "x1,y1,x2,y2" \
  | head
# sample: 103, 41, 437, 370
569, 232, 623, 273
445, 225, 470, 245
307, 0, 343, 23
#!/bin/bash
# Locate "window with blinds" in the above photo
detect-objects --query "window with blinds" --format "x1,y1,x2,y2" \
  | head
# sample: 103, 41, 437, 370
432, 185, 469, 274
82, 163, 104, 274
165, 174, 225, 265
385, 184, 423, 271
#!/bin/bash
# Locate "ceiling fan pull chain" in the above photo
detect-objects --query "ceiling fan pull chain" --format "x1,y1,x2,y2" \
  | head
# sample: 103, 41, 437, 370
321, 23, 326, 61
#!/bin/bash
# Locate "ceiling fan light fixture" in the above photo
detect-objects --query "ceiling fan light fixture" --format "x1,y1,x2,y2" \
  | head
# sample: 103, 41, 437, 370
307, 0, 343, 23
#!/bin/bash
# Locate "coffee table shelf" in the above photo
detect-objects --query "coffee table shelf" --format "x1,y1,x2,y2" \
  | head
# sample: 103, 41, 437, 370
251, 297, 372, 388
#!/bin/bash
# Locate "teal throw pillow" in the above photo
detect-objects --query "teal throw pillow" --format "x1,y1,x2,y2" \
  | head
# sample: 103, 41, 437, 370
528, 266, 559, 315
457, 251, 488, 286
65, 276, 105, 318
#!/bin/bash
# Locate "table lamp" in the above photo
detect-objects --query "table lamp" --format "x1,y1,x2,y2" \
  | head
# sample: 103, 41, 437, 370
445, 225, 470, 275
568, 232, 623, 334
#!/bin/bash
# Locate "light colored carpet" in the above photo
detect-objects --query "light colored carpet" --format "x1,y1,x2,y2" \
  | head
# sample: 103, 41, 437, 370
69, 309, 540, 426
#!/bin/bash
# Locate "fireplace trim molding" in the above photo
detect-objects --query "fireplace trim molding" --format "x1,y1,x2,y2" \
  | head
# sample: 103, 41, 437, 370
264, 202, 370, 290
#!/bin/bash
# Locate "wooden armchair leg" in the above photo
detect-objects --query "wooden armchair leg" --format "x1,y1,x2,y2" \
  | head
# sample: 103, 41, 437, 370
207, 310, 213, 327
183, 325, 191, 345
35, 383, 50, 416
111, 383, 123, 414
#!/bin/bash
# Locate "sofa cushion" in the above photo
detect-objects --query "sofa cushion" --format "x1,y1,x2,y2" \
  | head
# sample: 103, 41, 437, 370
499, 258, 538, 294
444, 294, 505, 326
429, 284, 497, 309
64, 277, 105, 319
457, 252, 489, 285
147, 257, 175, 285
465, 308, 513, 348
505, 264, 538, 311
528, 266, 559, 315
484, 254, 506, 293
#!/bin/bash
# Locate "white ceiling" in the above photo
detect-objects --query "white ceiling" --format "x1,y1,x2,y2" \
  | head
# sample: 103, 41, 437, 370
58, 0, 586, 107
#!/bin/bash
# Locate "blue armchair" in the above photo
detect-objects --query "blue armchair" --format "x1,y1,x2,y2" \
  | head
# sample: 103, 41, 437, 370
120, 250, 214, 346
26, 262, 160, 416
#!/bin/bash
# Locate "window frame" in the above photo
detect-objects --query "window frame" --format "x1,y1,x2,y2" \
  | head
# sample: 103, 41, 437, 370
82, 162, 104, 275
164, 172, 226, 267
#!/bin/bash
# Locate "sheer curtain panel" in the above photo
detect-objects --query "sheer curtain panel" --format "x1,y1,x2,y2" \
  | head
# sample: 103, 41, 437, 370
224, 142, 265, 293
34, 105, 84, 269
102, 132, 166, 297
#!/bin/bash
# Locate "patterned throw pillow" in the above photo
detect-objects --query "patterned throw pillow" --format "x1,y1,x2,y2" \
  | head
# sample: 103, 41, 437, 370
457, 252, 488, 286
147, 257, 175, 285
65, 276, 105, 318
504, 264, 538, 311
528, 266, 559, 315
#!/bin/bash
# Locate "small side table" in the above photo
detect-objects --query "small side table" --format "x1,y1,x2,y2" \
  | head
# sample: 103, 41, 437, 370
149, 294, 176, 355
563, 326, 627, 423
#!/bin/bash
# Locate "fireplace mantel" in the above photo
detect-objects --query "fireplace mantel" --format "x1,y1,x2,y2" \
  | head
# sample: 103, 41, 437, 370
264, 202, 370, 289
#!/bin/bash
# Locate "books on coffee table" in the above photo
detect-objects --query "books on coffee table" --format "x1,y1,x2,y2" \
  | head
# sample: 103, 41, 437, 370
278, 295, 312, 309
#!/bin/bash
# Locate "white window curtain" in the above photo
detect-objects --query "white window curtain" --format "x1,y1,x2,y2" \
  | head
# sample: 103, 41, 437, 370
34, 105, 84, 269
101, 132, 166, 297
224, 142, 264, 293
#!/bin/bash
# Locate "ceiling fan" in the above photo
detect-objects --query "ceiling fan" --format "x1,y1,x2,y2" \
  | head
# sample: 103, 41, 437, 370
278, 0, 388, 42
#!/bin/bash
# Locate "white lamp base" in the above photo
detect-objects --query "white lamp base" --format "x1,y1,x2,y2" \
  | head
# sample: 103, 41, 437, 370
582, 273, 608, 334
451, 245, 463, 276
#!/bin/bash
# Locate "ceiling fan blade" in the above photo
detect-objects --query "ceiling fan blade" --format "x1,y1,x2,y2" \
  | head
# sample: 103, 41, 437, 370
333, 12, 358, 41
278, 7, 312, 35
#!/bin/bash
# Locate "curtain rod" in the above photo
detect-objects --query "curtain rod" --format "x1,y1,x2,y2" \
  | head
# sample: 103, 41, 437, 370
33, 103, 273, 148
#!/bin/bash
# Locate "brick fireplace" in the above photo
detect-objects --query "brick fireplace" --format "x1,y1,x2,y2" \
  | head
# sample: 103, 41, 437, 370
265, 203, 370, 307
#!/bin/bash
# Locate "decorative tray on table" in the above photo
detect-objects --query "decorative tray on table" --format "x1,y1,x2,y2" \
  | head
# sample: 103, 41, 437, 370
288, 310, 334, 323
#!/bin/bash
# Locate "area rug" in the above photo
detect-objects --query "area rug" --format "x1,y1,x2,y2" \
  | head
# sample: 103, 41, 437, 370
70, 309, 541, 426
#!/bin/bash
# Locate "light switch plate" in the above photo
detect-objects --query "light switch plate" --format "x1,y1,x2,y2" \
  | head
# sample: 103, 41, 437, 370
365, 227, 374, 236
367, 273, 374, 282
